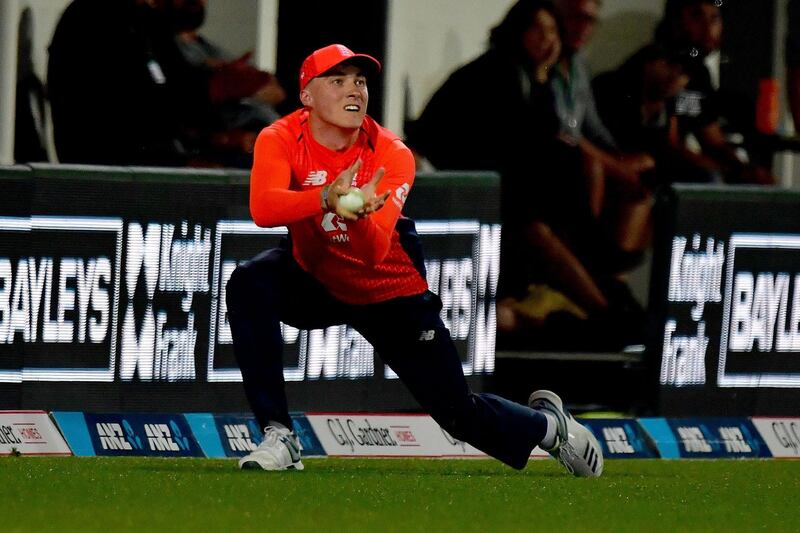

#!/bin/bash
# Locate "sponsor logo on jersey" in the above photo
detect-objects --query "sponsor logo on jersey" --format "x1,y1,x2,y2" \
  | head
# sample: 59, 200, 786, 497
303, 170, 328, 186
393, 183, 410, 207
321, 212, 349, 243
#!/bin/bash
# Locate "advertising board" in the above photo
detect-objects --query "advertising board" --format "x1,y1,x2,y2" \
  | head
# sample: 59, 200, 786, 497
650, 185, 800, 414
0, 165, 499, 412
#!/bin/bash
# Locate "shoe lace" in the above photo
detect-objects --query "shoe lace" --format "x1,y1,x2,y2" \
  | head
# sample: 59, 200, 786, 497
259, 426, 284, 449
531, 398, 579, 474
530, 398, 568, 452
557, 442, 577, 474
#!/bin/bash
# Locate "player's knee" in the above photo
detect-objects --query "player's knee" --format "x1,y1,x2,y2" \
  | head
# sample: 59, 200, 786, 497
433, 395, 477, 443
225, 265, 253, 312
226, 261, 284, 316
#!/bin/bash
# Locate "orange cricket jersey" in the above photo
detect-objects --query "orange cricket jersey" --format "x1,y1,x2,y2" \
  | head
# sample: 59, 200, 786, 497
249, 108, 428, 304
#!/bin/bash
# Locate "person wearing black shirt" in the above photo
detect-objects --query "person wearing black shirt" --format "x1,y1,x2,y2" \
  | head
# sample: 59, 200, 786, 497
654, 0, 773, 184
48, 0, 210, 166
593, 44, 720, 184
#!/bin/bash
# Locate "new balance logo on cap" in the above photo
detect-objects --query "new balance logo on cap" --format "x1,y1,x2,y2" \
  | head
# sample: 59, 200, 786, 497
304, 170, 328, 186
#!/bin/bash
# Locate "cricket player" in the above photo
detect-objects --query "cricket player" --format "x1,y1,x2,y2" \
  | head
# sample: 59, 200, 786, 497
225, 44, 603, 476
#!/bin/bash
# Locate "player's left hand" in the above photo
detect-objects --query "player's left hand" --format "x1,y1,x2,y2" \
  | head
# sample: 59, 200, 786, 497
325, 160, 390, 220
357, 167, 390, 217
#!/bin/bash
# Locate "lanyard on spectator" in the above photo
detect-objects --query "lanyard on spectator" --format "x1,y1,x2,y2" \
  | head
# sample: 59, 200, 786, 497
552, 58, 581, 135
553, 58, 578, 114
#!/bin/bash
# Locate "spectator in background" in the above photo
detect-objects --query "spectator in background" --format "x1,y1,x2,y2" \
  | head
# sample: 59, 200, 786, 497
786, 0, 800, 134
15, 7, 48, 163
172, 0, 287, 168
48, 0, 205, 166
593, 43, 716, 184
654, 0, 773, 184
406, 0, 562, 173
406, 1, 580, 334
48, 0, 279, 168
526, 0, 653, 349
552, 0, 656, 194
408, 0, 647, 350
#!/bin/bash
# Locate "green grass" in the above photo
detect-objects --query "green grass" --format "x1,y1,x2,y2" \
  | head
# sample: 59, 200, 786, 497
2, 457, 799, 532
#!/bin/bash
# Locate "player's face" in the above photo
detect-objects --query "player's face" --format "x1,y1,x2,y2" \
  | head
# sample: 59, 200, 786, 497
680, 3, 722, 54
522, 9, 561, 66
303, 64, 368, 130
561, 0, 599, 52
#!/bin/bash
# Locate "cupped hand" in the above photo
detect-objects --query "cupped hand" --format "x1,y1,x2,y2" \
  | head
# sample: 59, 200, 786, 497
324, 160, 390, 220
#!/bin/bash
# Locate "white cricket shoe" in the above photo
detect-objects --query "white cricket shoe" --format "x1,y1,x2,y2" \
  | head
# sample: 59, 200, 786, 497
529, 390, 603, 477
239, 425, 304, 471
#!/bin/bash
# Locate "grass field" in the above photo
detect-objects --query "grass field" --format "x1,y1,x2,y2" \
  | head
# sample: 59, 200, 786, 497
2, 457, 799, 532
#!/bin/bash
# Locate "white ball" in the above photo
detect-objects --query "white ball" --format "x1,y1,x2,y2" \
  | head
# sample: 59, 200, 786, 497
338, 188, 365, 212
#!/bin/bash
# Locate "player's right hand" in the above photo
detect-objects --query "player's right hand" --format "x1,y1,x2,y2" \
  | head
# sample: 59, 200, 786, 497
323, 160, 389, 221
324, 159, 359, 220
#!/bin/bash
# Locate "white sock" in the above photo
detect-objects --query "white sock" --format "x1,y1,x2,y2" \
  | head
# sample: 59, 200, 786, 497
540, 412, 558, 450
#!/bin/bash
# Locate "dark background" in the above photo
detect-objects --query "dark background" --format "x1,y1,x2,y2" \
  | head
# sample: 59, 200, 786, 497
0, 165, 498, 414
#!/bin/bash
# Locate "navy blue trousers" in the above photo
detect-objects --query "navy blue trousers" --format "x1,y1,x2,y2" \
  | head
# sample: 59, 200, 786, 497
225, 246, 546, 469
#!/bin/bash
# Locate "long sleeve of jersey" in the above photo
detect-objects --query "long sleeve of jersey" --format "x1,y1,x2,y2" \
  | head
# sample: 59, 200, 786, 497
246, 110, 426, 304
249, 128, 323, 227
347, 142, 415, 265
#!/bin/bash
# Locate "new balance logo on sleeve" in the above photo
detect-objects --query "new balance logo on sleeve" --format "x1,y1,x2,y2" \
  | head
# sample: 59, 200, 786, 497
303, 170, 328, 186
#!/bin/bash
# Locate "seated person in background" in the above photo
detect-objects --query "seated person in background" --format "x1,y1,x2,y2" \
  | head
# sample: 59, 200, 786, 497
407, 0, 646, 351
786, 0, 800, 134
172, 0, 287, 168
593, 43, 711, 184
48, 0, 277, 168
654, 0, 774, 184
406, 0, 561, 173
48, 0, 206, 166
552, 0, 655, 201
515, 0, 652, 349
15, 7, 48, 163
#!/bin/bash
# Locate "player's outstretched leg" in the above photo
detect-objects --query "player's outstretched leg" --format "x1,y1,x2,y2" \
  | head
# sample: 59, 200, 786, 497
239, 425, 304, 471
529, 390, 603, 477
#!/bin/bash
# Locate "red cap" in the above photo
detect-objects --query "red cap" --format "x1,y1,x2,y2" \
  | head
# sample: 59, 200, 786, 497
299, 44, 381, 90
